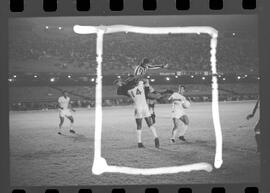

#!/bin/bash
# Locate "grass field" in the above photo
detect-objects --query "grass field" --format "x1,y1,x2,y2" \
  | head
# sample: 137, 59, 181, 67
10, 101, 260, 186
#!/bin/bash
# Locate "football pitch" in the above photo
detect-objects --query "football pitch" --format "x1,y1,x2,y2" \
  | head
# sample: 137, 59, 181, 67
10, 101, 260, 186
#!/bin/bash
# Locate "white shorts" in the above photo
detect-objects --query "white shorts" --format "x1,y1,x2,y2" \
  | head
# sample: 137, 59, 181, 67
59, 109, 72, 118
172, 110, 184, 119
134, 107, 151, 119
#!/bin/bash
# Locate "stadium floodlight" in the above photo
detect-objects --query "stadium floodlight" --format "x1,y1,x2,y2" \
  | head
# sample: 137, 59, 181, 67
175, 75, 178, 78
73, 25, 223, 175
191, 75, 194, 78
34, 75, 38, 78
58, 27, 62, 30
202, 76, 206, 80
237, 76, 241, 80
50, 77, 55, 82
223, 77, 226, 81
150, 79, 155, 82
257, 77, 260, 80
166, 77, 170, 81
13, 75, 16, 78
91, 78, 95, 82
8, 78, 13, 82
68, 75, 71, 78
45, 26, 49, 29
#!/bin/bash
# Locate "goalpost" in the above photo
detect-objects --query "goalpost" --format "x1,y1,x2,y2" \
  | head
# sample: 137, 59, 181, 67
73, 25, 223, 175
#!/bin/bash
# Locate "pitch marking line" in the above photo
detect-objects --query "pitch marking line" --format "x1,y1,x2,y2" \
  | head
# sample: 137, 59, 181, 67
73, 25, 223, 175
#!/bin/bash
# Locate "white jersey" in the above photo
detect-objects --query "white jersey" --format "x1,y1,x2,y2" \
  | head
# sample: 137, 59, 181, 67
168, 92, 186, 118
128, 81, 150, 119
128, 81, 148, 108
58, 96, 70, 110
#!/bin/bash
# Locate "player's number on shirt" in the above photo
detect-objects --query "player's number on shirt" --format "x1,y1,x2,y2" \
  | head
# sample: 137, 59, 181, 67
131, 88, 142, 97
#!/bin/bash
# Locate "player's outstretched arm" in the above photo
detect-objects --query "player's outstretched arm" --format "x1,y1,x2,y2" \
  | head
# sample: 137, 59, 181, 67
246, 98, 260, 120
147, 63, 168, 70
147, 91, 162, 100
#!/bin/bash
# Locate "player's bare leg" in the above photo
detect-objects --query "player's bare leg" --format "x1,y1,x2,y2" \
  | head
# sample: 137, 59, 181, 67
178, 115, 189, 141
135, 119, 144, 148
255, 133, 261, 153
254, 121, 261, 153
170, 118, 179, 143
145, 117, 159, 148
58, 116, 64, 135
67, 116, 75, 134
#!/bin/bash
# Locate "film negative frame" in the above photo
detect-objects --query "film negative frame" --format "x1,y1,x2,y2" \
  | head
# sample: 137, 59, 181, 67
1, 0, 270, 193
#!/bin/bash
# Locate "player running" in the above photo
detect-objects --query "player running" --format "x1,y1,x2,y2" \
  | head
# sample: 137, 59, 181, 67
168, 85, 190, 143
246, 98, 261, 153
116, 78, 160, 148
57, 91, 76, 135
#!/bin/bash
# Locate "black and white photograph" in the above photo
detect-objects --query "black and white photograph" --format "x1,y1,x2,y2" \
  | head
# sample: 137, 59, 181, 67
9, 15, 260, 185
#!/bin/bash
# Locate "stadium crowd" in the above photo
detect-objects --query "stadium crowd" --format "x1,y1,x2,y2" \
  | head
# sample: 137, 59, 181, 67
9, 28, 259, 111
9, 31, 258, 74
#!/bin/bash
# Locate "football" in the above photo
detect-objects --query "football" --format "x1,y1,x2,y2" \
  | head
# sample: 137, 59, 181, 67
182, 100, 191, 109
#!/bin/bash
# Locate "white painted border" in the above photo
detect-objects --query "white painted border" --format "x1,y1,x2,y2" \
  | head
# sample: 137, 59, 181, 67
73, 25, 223, 175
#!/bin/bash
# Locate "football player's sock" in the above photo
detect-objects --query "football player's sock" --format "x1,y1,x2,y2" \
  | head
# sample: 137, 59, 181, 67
150, 126, 158, 138
137, 130, 142, 143
70, 122, 74, 130
58, 124, 63, 132
58, 127, 62, 134
178, 124, 188, 137
172, 127, 178, 139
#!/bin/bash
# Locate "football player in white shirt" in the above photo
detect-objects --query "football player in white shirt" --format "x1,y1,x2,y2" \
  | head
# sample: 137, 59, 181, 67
116, 78, 160, 148
57, 91, 76, 135
168, 85, 190, 143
